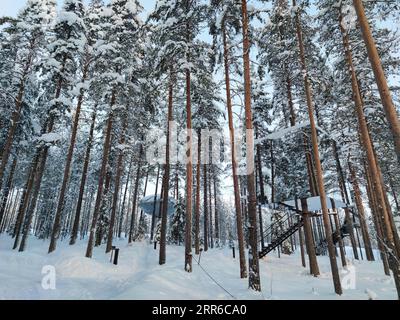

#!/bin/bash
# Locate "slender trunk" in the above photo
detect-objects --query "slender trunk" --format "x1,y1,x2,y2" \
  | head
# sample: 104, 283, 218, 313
150, 165, 160, 241
0, 156, 17, 226
333, 141, 359, 259
213, 167, 219, 241
19, 146, 51, 251
208, 165, 213, 249
70, 108, 97, 245
241, 0, 261, 291
364, 160, 390, 275
128, 144, 144, 243
298, 220, 307, 268
255, 127, 266, 248
184, 2, 193, 272
0, 39, 36, 187
203, 163, 208, 252
222, 22, 247, 278
270, 140, 275, 203
331, 202, 347, 267
338, 7, 400, 297
7, 191, 20, 233
85, 91, 116, 258
106, 115, 128, 253
352, 0, 400, 164
50, 59, 89, 251
0, 188, 15, 233
301, 198, 320, 276
118, 157, 133, 238
294, 0, 342, 294
159, 72, 173, 265
12, 154, 39, 249
195, 131, 201, 255
348, 162, 374, 261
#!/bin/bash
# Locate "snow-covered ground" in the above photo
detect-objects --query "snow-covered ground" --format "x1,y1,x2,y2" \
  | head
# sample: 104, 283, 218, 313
0, 235, 397, 300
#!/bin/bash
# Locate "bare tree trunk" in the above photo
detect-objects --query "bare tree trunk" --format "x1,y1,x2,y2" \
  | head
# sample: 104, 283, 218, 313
352, 0, 400, 164
270, 140, 275, 203
159, 71, 173, 265
150, 165, 160, 241
213, 167, 219, 241
208, 164, 213, 249
12, 154, 39, 249
301, 198, 320, 276
332, 207, 347, 267
118, 157, 133, 238
0, 39, 36, 187
128, 144, 144, 243
241, 0, 261, 291
348, 162, 374, 261
203, 163, 209, 252
70, 108, 97, 245
333, 141, 359, 259
338, 7, 400, 297
19, 145, 51, 252
364, 160, 390, 275
294, 0, 342, 295
184, 1, 194, 272
0, 156, 17, 227
195, 131, 201, 255
49, 60, 89, 252
106, 115, 128, 253
85, 91, 116, 258
222, 22, 247, 278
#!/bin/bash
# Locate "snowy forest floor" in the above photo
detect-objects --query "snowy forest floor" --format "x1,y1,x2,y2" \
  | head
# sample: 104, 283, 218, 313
0, 235, 397, 300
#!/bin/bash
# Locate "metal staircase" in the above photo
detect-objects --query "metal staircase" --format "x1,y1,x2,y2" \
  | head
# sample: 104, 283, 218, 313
258, 204, 303, 259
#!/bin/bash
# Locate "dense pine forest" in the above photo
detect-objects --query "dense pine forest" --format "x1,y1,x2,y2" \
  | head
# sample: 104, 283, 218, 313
0, 0, 399, 300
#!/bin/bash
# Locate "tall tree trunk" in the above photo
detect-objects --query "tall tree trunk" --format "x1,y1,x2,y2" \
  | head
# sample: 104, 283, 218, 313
106, 115, 128, 253
203, 163, 209, 252
184, 2, 194, 272
294, 0, 342, 295
364, 160, 391, 275
14, 59, 64, 250
159, 71, 173, 265
222, 22, 247, 278
338, 7, 400, 297
301, 198, 320, 276
128, 144, 144, 243
213, 166, 219, 241
241, 0, 261, 291
0, 39, 36, 187
348, 162, 374, 261
332, 141, 359, 259
0, 156, 17, 227
255, 144, 265, 249
12, 153, 40, 249
150, 165, 160, 241
118, 157, 133, 238
270, 140, 275, 203
19, 145, 51, 251
85, 91, 116, 258
352, 0, 400, 164
70, 108, 97, 245
208, 164, 214, 249
195, 131, 201, 255
331, 202, 347, 267
49, 62, 89, 252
